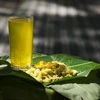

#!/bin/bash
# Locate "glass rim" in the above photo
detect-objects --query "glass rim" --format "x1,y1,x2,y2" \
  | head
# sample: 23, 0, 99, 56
8, 15, 33, 21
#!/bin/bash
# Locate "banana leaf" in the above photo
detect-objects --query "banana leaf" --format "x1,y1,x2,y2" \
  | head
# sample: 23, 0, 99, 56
0, 53, 100, 100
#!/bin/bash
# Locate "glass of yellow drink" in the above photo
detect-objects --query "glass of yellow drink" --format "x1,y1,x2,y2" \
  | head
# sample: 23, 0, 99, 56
8, 16, 33, 69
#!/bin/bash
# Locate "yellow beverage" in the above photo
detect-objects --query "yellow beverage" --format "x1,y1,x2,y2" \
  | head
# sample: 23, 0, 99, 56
8, 16, 33, 69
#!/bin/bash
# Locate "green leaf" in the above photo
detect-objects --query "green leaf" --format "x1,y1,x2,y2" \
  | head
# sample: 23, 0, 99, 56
0, 54, 9, 60
32, 54, 99, 79
10, 70, 40, 84
45, 88, 69, 100
0, 60, 12, 75
48, 83, 100, 100
48, 69, 100, 100
0, 75, 49, 100
33, 52, 47, 58
0, 53, 100, 100
32, 53, 100, 99
50, 54, 99, 77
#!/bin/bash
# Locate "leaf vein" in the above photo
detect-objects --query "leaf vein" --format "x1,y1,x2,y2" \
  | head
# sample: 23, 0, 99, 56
70, 62, 93, 67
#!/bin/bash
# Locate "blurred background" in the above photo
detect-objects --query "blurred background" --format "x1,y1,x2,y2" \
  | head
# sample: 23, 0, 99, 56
0, 0, 100, 62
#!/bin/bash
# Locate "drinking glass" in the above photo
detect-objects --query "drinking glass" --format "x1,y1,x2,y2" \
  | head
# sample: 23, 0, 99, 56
8, 16, 33, 70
